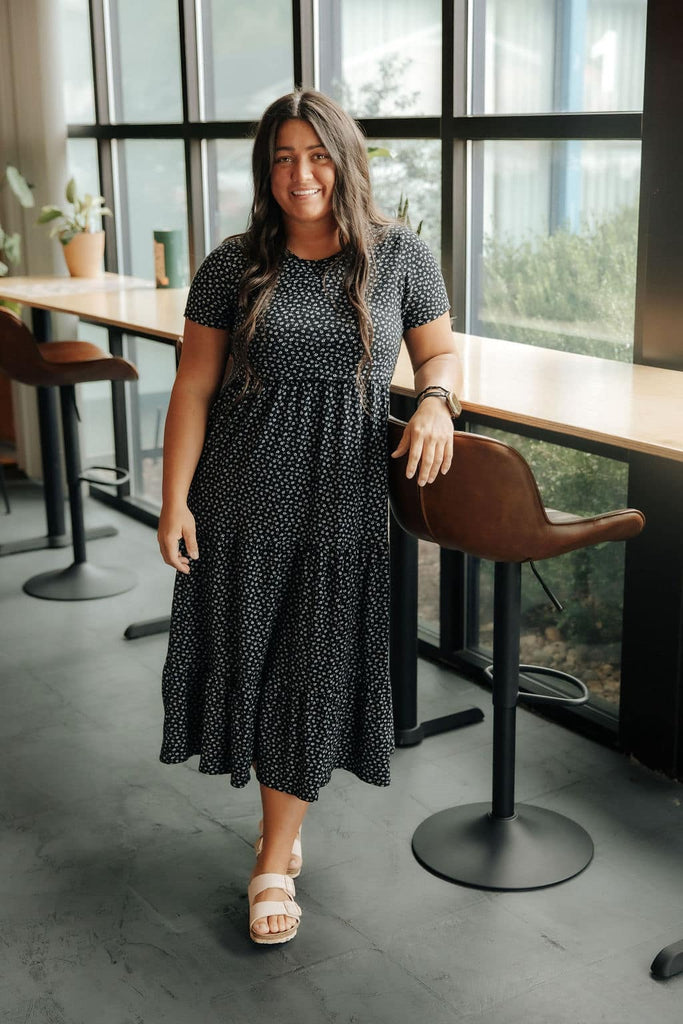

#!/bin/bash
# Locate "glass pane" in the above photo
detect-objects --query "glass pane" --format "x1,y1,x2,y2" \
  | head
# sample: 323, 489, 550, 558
75, 323, 115, 465
124, 336, 176, 508
207, 140, 254, 247
118, 140, 188, 281
418, 540, 440, 639
470, 428, 629, 714
67, 138, 101, 198
368, 139, 442, 261
109, 0, 183, 123
201, 0, 294, 120
472, 0, 647, 114
59, 0, 96, 123
470, 139, 640, 361
318, 0, 441, 117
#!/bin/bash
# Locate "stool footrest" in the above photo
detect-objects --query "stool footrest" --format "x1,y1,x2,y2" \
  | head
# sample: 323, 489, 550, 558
484, 663, 589, 707
79, 464, 130, 487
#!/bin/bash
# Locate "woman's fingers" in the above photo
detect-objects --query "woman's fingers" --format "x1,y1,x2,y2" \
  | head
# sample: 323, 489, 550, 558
392, 422, 453, 486
157, 508, 198, 573
184, 523, 199, 561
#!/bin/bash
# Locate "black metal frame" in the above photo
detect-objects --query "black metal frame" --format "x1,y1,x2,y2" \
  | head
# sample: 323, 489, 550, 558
69, 0, 683, 779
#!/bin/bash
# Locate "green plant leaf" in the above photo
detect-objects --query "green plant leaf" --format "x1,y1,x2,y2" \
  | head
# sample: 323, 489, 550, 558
6, 166, 34, 208
3, 232, 21, 264
367, 146, 394, 160
65, 177, 77, 205
0, 259, 9, 276
36, 206, 63, 224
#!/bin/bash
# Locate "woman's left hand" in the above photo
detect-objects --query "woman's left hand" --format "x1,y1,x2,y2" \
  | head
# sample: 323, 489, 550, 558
390, 399, 454, 486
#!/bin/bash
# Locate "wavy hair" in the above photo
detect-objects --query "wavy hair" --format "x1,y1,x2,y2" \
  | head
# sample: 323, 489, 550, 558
226, 88, 394, 416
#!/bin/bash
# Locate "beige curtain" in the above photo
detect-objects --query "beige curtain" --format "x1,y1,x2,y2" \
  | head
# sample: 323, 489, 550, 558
0, 0, 74, 478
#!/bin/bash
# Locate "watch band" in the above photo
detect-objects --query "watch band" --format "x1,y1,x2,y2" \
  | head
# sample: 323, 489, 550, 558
416, 385, 462, 418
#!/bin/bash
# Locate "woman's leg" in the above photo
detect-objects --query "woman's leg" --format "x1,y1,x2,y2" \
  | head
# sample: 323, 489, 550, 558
249, 783, 310, 936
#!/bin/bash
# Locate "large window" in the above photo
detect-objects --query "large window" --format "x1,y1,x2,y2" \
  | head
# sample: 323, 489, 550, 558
63, 0, 652, 726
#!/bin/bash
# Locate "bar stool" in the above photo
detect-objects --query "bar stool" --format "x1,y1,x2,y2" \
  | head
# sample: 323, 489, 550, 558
0, 307, 138, 600
387, 415, 645, 891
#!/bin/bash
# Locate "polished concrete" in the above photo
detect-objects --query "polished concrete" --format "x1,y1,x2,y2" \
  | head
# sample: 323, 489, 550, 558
1, 478, 682, 1023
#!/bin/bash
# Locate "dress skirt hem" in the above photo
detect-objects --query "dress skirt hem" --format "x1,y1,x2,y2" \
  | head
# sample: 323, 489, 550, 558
157, 749, 392, 803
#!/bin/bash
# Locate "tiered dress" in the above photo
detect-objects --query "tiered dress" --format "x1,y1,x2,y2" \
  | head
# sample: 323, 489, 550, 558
159, 223, 450, 802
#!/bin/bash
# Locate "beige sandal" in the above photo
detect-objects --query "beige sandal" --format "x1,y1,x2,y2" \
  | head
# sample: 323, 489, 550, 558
254, 819, 303, 878
248, 873, 302, 945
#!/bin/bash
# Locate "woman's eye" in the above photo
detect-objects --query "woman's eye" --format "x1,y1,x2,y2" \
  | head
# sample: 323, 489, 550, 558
314, 152, 331, 160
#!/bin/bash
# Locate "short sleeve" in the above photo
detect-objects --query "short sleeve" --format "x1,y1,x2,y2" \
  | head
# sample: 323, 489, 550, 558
400, 229, 451, 331
183, 238, 246, 331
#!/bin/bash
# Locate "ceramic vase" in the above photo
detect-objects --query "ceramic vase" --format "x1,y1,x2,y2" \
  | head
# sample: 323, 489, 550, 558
62, 231, 105, 278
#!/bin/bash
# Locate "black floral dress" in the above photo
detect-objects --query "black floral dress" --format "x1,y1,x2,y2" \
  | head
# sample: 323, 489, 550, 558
159, 223, 450, 802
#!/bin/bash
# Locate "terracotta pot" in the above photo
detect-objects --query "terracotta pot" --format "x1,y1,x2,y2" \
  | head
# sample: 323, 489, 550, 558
62, 231, 105, 277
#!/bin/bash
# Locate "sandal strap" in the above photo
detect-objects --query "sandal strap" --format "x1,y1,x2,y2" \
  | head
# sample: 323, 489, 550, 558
249, 899, 301, 927
248, 872, 295, 900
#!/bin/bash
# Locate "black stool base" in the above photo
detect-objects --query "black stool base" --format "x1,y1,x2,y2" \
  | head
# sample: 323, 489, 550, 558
651, 940, 683, 979
124, 616, 171, 640
0, 525, 117, 558
23, 561, 137, 601
412, 802, 594, 891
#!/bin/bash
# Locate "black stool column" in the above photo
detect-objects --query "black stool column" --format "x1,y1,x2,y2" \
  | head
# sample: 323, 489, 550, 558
411, 560, 594, 890
23, 385, 137, 601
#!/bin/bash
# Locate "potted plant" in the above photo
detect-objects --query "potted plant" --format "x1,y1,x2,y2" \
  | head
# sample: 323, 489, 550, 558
1, 165, 35, 277
37, 177, 112, 277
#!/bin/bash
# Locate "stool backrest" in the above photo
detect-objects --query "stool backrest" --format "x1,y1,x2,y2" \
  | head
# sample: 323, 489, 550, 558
0, 308, 53, 387
387, 415, 644, 562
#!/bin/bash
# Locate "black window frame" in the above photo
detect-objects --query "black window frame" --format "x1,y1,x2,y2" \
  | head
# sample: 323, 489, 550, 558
73, 0, 683, 778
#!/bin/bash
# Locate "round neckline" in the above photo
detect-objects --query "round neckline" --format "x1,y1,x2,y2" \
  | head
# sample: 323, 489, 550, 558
285, 247, 343, 264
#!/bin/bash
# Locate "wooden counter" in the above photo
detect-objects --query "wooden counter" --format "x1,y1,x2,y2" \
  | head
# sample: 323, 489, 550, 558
2, 274, 682, 461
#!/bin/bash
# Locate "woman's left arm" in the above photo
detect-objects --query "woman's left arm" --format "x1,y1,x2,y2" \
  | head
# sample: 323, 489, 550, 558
390, 311, 463, 486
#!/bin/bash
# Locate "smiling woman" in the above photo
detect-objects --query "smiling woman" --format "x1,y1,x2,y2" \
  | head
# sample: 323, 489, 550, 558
270, 119, 338, 253
156, 88, 462, 947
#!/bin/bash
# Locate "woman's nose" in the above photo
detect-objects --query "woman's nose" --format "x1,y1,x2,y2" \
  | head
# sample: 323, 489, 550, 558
293, 158, 314, 180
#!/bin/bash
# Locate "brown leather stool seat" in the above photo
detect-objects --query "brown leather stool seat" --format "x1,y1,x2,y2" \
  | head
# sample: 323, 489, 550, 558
0, 308, 139, 600
387, 415, 645, 890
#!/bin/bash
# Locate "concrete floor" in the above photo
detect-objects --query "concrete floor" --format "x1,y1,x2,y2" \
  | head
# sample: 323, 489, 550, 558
1, 478, 683, 1024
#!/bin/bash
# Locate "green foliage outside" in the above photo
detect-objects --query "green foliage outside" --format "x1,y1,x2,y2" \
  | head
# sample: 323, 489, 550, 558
480, 203, 639, 362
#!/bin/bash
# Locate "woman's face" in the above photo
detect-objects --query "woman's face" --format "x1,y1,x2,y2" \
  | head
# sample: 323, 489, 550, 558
270, 118, 336, 229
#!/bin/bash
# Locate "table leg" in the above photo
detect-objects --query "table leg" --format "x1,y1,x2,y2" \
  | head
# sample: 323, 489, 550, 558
33, 308, 66, 542
389, 507, 484, 745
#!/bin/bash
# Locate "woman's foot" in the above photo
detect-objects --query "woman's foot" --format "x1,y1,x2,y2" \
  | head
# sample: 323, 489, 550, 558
249, 859, 300, 940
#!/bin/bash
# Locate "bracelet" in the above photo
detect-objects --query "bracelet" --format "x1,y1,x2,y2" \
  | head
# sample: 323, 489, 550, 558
416, 385, 449, 406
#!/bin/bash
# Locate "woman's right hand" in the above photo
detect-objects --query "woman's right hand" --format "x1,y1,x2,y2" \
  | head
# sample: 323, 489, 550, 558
157, 503, 199, 574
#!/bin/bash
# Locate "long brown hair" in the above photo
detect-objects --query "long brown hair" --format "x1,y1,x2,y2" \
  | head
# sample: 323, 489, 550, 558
227, 88, 393, 416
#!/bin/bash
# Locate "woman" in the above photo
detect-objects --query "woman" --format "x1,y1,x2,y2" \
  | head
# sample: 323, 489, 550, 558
157, 88, 463, 945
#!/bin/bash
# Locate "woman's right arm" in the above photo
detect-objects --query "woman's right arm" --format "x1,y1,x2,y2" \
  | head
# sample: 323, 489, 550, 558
157, 318, 231, 574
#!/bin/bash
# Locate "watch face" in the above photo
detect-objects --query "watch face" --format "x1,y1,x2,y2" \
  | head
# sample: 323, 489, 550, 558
448, 392, 463, 417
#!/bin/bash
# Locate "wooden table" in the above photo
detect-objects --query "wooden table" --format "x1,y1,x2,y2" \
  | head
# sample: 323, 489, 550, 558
2, 275, 682, 774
